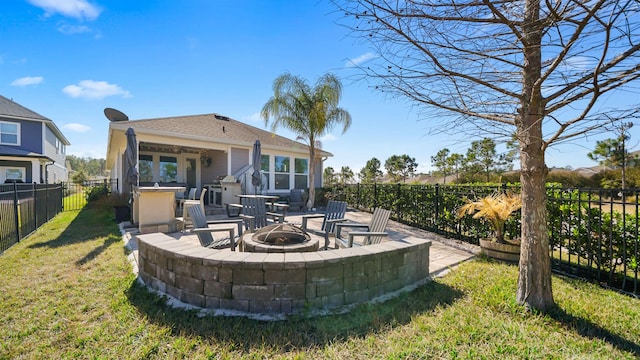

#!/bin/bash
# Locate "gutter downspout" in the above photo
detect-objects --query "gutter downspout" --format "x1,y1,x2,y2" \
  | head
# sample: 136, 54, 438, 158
44, 161, 55, 184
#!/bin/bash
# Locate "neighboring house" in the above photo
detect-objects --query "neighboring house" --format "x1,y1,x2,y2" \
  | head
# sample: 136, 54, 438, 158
105, 112, 332, 200
0, 95, 70, 184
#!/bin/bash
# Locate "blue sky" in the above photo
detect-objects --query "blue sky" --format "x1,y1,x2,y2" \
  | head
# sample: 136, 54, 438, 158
1, 0, 628, 175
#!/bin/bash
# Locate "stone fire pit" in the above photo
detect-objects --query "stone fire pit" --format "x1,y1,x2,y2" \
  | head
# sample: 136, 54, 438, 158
242, 223, 319, 253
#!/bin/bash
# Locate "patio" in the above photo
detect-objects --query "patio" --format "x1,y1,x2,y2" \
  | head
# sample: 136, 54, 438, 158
122, 208, 477, 319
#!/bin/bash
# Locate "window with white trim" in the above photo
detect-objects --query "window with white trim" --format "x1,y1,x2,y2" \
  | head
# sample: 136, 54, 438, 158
260, 154, 270, 189
139, 154, 153, 182
1, 167, 25, 183
274, 156, 290, 190
0, 121, 20, 145
294, 158, 308, 189
159, 156, 177, 182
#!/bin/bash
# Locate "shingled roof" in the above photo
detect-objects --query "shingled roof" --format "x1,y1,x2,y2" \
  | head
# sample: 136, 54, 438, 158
110, 113, 332, 156
0, 95, 50, 121
0, 95, 70, 145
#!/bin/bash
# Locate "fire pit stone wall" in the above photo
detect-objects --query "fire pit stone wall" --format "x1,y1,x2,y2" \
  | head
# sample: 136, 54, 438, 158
136, 233, 431, 318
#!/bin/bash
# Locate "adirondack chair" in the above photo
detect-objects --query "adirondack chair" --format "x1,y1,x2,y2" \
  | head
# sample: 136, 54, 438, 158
239, 196, 285, 232
334, 207, 391, 249
301, 200, 348, 250
187, 205, 244, 251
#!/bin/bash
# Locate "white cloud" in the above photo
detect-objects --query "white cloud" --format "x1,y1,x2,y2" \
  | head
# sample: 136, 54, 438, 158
242, 112, 262, 123
28, 0, 101, 21
345, 52, 377, 68
63, 80, 132, 100
63, 123, 91, 133
320, 133, 337, 142
57, 23, 91, 35
67, 143, 106, 159
11, 76, 44, 87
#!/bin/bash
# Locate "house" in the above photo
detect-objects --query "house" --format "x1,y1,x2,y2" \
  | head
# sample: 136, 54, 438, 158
105, 112, 331, 202
0, 95, 70, 184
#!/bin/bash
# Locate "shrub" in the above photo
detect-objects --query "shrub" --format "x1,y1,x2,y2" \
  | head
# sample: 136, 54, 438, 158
85, 185, 109, 203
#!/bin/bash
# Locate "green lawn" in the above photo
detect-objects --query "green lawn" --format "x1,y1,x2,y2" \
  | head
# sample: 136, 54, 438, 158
1, 205, 639, 359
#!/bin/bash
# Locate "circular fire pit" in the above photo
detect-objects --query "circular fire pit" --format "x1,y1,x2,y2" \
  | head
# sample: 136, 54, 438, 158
242, 223, 319, 253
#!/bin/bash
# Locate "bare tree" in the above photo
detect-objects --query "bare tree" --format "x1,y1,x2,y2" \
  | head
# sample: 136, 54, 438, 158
334, 0, 640, 311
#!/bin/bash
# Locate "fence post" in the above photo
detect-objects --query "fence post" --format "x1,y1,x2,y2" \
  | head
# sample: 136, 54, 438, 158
13, 182, 20, 241
396, 183, 401, 218
374, 183, 378, 209
33, 183, 38, 228
435, 183, 440, 234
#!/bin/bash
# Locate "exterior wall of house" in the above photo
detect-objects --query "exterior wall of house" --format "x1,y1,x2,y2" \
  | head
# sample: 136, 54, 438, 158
0, 118, 64, 184
313, 158, 323, 188
21, 120, 43, 152
206, 150, 227, 181
229, 147, 249, 174
0, 118, 42, 152
43, 126, 68, 183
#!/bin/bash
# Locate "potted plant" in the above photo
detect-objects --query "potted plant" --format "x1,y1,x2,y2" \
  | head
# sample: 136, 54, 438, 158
457, 191, 522, 262
109, 192, 131, 223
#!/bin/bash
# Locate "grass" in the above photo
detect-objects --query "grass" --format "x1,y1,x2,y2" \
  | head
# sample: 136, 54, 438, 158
1, 205, 639, 359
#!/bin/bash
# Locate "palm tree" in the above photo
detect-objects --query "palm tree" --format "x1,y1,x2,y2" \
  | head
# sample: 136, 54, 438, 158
261, 73, 352, 209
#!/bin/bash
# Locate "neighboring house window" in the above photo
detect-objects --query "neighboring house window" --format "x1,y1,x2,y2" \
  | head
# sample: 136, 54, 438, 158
55, 138, 65, 154
139, 154, 153, 182
0, 121, 20, 145
1, 167, 25, 183
294, 158, 308, 189
274, 156, 290, 190
260, 154, 270, 189
159, 156, 177, 182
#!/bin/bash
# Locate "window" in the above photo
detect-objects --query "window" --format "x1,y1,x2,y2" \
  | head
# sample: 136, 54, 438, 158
274, 156, 290, 190
0, 122, 19, 145
159, 156, 177, 182
261, 154, 270, 189
139, 154, 153, 182
1, 167, 25, 183
294, 158, 308, 189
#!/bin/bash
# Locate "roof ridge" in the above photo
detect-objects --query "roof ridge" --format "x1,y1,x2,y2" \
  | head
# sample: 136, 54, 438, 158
0, 94, 51, 121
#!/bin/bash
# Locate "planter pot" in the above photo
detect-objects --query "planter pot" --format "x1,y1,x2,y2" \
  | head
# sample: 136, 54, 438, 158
479, 238, 520, 262
113, 205, 131, 223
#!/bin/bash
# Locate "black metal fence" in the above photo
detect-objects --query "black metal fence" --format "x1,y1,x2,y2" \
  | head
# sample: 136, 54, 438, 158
62, 179, 119, 211
325, 183, 639, 296
0, 183, 63, 254
0, 179, 119, 255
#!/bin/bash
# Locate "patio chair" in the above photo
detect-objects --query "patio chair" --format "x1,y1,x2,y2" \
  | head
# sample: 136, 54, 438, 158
175, 201, 198, 230
301, 200, 348, 250
183, 188, 207, 213
178, 187, 197, 211
240, 196, 285, 232
334, 207, 391, 249
187, 204, 244, 251
287, 189, 306, 212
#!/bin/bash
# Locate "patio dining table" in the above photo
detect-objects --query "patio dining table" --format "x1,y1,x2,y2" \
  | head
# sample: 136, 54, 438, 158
226, 194, 289, 218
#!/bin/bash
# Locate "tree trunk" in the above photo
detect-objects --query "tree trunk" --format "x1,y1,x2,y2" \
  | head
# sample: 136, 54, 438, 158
516, 145, 554, 310
516, 0, 555, 311
307, 146, 316, 210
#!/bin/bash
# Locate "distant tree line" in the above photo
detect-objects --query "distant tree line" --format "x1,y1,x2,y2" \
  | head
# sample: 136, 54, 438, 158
67, 155, 106, 185
326, 128, 640, 189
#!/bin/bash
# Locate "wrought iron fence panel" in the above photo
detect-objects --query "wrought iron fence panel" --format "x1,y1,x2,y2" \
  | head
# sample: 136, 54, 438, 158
330, 183, 639, 295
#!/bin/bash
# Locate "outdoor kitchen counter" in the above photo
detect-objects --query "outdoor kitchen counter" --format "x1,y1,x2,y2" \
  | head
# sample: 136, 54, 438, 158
133, 185, 186, 234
